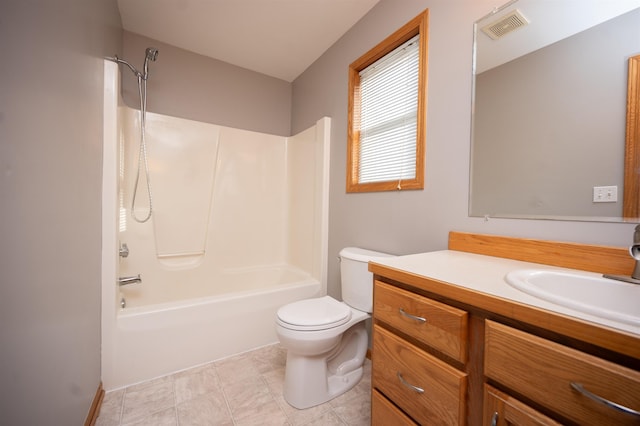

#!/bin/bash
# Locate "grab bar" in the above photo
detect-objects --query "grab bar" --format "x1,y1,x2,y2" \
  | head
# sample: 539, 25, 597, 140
118, 274, 141, 286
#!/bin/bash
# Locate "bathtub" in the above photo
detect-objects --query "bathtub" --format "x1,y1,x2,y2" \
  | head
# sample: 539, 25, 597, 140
101, 60, 330, 390
107, 265, 320, 389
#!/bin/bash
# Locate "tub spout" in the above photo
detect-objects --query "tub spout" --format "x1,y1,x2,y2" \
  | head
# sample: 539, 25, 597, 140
118, 274, 141, 286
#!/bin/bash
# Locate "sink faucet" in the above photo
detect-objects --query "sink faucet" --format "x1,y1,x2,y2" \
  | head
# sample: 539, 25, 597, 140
630, 225, 640, 280
118, 274, 142, 286
604, 224, 640, 284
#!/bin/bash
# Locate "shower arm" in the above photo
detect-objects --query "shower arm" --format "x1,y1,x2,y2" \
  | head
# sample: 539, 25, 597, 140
108, 55, 144, 79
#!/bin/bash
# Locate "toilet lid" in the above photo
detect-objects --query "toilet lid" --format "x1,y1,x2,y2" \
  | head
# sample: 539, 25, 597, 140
277, 296, 352, 331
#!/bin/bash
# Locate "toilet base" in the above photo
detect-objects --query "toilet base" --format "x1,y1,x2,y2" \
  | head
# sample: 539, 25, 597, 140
282, 322, 368, 409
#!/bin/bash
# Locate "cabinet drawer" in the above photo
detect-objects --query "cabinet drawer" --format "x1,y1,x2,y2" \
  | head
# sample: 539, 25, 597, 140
373, 324, 467, 425
372, 389, 418, 426
484, 384, 561, 426
374, 280, 468, 363
485, 320, 640, 425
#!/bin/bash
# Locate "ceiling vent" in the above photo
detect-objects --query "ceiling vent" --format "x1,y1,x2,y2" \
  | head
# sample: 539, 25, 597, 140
481, 9, 529, 40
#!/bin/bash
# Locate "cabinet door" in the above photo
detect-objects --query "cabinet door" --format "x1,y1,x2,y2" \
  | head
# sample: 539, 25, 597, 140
484, 385, 561, 426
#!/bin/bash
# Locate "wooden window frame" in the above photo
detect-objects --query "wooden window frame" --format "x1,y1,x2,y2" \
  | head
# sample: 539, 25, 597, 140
347, 10, 429, 193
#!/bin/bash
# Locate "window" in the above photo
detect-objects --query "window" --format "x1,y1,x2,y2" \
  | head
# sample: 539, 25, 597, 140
347, 10, 428, 193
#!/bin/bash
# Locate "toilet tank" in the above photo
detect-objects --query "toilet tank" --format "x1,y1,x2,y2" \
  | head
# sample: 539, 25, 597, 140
339, 247, 395, 313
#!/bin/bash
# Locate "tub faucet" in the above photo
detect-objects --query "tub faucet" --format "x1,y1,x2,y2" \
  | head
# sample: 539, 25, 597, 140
118, 274, 142, 286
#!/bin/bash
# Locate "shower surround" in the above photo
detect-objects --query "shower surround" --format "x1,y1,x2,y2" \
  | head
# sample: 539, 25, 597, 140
101, 61, 329, 390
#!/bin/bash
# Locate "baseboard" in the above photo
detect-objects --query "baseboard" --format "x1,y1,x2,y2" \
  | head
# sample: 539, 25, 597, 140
84, 382, 105, 426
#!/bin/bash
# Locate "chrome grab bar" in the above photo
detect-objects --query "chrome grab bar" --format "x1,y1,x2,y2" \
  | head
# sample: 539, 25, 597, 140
118, 274, 141, 286
571, 382, 640, 417
399, 308, 427, 323
396, 372, 424, 394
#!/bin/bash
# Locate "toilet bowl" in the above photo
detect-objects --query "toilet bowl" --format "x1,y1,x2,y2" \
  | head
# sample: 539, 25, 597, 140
275, 247, 394, 409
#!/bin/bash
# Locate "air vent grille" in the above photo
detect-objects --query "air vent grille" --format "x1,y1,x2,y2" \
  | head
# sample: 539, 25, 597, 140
481, 9, 529, 40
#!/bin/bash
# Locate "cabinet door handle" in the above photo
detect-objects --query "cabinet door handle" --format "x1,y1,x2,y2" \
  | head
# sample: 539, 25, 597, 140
490, 412, 499, 426
397, 372, 424, 394
399, 308, 427, 323
570, 382, 640, 417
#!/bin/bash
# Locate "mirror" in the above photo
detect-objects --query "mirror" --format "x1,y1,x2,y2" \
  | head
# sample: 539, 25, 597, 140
470, 0, 640, 222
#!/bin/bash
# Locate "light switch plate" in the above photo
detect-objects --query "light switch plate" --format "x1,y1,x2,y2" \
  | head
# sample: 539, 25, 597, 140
593, 186, 618, 203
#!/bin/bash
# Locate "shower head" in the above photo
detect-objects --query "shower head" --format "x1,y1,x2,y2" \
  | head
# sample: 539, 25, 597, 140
143, 47, 159, 80
145, 48, 159, 62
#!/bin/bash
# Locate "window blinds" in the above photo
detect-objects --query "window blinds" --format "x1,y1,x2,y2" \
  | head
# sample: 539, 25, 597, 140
358, 35, 419, 184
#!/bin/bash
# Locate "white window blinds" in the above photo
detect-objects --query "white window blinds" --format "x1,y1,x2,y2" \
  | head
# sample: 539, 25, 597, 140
358, 35, 419, 184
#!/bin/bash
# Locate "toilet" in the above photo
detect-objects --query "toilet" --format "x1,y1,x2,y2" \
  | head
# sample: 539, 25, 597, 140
275, 247, 394, 409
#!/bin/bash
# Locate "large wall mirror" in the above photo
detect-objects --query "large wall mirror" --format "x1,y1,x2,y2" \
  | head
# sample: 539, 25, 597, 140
470, 0, 640, 222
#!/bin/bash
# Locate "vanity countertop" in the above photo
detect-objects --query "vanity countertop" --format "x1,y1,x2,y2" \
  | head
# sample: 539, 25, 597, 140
370, 249, 640, 359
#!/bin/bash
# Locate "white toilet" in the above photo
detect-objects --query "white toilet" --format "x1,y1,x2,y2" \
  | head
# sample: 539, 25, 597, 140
275, 247, 394, 409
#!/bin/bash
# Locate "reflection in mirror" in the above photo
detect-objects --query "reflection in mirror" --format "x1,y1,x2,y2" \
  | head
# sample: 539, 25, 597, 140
624, 54, 640, 218
470, 0, 640, 222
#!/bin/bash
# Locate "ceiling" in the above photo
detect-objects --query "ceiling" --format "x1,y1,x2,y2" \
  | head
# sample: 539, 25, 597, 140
117, 0, 381, 82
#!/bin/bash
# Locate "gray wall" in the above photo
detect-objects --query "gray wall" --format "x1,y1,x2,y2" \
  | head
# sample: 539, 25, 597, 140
0, 0, 122, 424
291, 0, 638, 300
122, 31, 292, 136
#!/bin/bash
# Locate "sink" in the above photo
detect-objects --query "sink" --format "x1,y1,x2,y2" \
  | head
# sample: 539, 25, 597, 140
505, 269, 640, 326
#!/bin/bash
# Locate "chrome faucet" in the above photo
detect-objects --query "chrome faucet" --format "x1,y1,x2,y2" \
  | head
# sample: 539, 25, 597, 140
604, 224, 640, 284
118, 274, 141, 286
630, 225, 640, 280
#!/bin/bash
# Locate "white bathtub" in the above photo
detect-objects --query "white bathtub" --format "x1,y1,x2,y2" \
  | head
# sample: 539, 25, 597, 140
101, 60, 330, 390
106, 265, 320, 389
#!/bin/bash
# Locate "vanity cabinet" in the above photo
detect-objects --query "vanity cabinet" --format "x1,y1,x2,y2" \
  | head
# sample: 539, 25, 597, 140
370, 231, 640, 426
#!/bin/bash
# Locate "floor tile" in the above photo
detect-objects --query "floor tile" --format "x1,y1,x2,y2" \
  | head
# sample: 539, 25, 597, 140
174, 365, 221, 404
177, 392, 234, 426
121, 381, 175, 424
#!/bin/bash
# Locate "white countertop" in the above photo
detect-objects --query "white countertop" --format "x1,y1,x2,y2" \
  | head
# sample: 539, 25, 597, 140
371, 250, 640, 337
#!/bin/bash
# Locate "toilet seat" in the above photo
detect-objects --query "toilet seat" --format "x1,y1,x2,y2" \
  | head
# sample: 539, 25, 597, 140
277, 296, 352, 331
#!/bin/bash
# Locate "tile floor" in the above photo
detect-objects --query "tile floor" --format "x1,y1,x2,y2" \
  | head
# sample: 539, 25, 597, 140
96, 343, 371, 426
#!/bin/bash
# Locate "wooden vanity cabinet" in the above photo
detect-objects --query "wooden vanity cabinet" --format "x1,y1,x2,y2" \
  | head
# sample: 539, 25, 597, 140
370, 232, 640, 426
373, 275, 640, 425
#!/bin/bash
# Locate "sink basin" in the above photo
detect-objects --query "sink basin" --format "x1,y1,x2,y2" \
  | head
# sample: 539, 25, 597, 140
505, 269, 640, 326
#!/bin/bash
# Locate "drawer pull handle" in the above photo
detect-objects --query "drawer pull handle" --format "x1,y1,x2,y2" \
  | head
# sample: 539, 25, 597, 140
399, 308, 427, 323
397, 372, 424, 394
490, 412, 499, 426
571, 382, 640, 417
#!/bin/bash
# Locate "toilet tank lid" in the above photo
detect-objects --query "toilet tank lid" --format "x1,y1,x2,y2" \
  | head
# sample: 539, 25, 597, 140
339, 247, 395, 262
